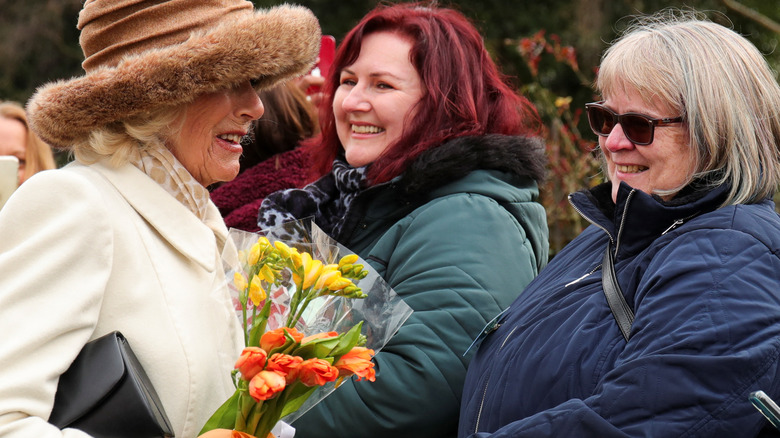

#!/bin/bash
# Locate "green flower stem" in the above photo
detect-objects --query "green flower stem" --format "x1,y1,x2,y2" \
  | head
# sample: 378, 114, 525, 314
285, 283, 304, 327
241, 304, 248, 346
235, 389, 256, 432
286, 290, 312, 328
251, 397, 281, 438
246, 398, 267, 435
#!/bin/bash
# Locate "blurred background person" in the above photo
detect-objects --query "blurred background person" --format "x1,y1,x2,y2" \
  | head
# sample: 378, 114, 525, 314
238, 79, 320, 174
210, 78, 320, 232
458, 10, 780, 437
0, 100, 56, 185
0, 0, 320, 436
257, 3, 549, 437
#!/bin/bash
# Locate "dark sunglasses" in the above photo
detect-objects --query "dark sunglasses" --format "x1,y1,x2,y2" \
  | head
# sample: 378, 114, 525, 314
585, 101, 683, 146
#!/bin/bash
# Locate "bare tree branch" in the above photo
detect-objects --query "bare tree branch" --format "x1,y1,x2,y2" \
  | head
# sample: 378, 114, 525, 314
722, 0, 780, 34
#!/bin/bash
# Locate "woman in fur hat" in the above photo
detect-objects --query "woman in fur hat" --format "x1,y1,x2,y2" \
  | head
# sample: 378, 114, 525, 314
256, 3, 549, 437
0, 1, 320, 437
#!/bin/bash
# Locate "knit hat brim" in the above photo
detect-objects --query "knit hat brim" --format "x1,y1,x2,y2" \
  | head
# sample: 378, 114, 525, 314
27, 4, 321, 148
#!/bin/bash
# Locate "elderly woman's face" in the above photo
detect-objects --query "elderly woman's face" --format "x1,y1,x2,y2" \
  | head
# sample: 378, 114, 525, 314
333, 31, 424, 167
600, 88, 693, 203
168, 81, 264, 186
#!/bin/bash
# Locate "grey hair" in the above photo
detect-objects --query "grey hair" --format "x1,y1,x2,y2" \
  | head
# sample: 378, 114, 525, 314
596, 9, 780, 205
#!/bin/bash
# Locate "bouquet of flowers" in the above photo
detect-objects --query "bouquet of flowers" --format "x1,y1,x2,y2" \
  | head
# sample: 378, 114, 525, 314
201, 219, 412, 438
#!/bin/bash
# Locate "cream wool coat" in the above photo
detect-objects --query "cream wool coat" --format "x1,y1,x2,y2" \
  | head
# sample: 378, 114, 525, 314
0, 159, 244, 437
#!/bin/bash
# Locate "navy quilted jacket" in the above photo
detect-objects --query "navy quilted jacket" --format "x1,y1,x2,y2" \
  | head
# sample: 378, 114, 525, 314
459, 182, 780, 437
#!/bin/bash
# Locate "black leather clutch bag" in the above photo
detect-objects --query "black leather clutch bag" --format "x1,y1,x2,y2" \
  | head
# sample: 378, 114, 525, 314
48, 331, 174, 437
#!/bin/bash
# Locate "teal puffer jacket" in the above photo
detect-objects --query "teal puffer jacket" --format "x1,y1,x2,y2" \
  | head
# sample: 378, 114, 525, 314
286, 135, 549, 438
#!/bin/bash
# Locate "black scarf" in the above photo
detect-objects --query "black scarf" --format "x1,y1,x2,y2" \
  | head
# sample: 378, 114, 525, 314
257, 159, 369, 237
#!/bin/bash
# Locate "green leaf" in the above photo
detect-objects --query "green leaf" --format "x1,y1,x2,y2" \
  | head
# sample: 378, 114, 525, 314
199, 390, 240, 434
328, 321, 364, 358
292, 336, 341, 359
248, 299, 272, 347
278, 382, 319, 418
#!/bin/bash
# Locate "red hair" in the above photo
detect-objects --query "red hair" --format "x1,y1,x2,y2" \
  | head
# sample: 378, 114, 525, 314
307, 2, 541, 184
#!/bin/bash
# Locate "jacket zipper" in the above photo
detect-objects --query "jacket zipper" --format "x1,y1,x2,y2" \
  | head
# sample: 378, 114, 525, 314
567, 193, 616, 244
472, 190, 693, 432
613, 190, 635, 257
661, 211, 699, 235
564, 193, 622, 286
661, 219, 684, 235
473, 325, 520, 434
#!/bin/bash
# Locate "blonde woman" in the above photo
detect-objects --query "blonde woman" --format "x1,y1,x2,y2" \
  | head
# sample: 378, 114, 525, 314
459, 11, 780, 437
0, 100, 55, 184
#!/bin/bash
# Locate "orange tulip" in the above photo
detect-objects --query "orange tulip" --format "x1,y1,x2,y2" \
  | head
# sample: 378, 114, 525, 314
248, 370, 286, 401
334, 347, 376, 382
292, 358, 339, 387
234, 347, 268, 381
260, 327, 304, 352
266, 353, 303, 383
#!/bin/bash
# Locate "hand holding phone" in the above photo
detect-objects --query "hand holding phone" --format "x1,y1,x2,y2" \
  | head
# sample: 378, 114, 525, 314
306, 35, 336, 95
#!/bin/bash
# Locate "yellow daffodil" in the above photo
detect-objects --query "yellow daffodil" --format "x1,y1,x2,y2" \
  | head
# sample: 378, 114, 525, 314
274, 240, 294, 259
290, 251, 302, 268
313, 269, 343, 291
248, 242, 262, 266
249, 275, 266, 306
301, 253, 323, 290
259, 264, 276, 283
338, 254, 359, 267
257, 236, 272, 251
234, 272, 248, 292
327, 277, 353, 291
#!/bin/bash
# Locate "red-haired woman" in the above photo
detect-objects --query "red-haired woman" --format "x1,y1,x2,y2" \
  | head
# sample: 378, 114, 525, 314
258, 3, 549, 437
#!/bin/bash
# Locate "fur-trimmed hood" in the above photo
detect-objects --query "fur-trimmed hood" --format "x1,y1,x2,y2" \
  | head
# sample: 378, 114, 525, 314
27, 3, 320, 148
398, 134, 547, 198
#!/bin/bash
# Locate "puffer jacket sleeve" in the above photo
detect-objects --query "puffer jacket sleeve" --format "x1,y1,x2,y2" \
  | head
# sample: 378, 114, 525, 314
468, 226, 780, 437
293, 192, 546, 438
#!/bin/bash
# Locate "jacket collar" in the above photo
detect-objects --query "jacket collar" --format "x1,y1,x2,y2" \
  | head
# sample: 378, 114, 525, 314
397, 134, 547, 199
570, 181, 730, 258
92, 159, 226, 272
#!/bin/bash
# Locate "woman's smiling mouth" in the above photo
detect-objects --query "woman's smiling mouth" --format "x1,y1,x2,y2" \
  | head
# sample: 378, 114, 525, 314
352, 124, 384, 134
617, 164, 648, 173
217, 133, 244, 144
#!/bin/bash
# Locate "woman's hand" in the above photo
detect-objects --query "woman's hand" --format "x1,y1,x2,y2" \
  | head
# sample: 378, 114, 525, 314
294, 74, 326, 107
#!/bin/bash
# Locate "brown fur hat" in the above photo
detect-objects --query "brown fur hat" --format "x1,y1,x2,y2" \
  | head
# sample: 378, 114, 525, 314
27, 0, 321, 148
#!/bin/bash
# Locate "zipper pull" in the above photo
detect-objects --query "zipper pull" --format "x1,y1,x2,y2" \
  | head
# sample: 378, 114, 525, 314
662, 219, 684, 235
463, 308, 508, 357
565, 266, 599, 287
